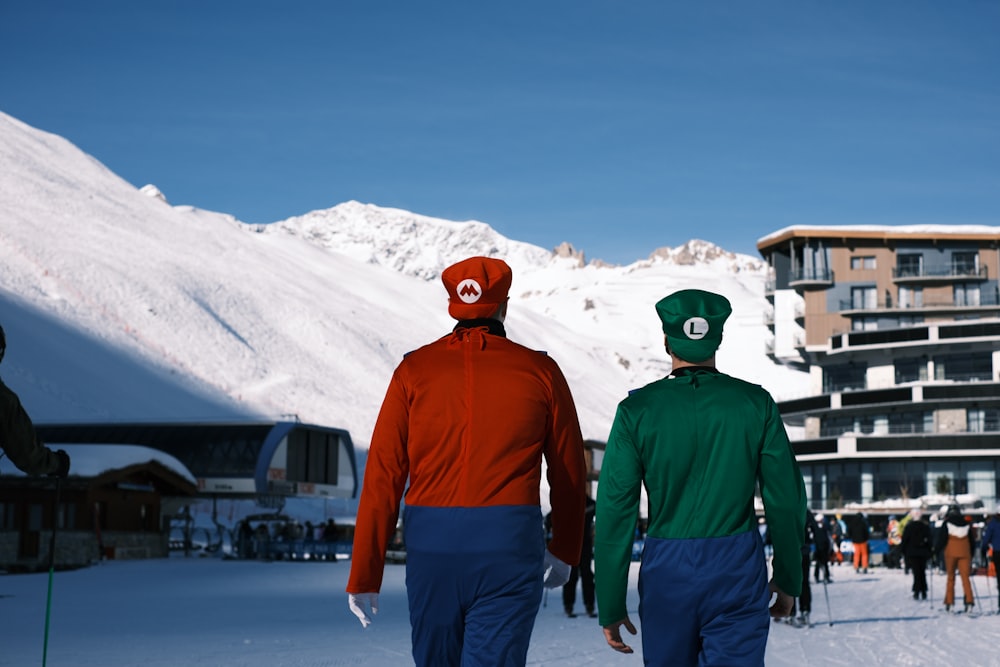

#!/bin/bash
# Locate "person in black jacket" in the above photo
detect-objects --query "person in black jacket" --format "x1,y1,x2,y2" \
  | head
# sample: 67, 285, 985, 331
813, 513, 833, 584
900, 509, 932, 600
788, 511, 822, 626
0, 325, 70, 478
847, 512, 870, 574
563, 494, 597, 618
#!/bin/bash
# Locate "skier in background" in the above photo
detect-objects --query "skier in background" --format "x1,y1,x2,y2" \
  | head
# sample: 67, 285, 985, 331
787, 511, 822, 627
980, 509, 1000, 610
812, 513, 833, 584
900, 509, 932, 600
848, 512, 870, 574
941, 506, 975, 613
562, 494, 597, 618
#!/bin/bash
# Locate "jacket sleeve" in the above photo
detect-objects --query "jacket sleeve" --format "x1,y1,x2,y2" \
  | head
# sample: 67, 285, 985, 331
542, 360, 586, 566
0, 378, 59, 476
346, 370, 411, 594
593, 403, 643, 626
757, 396, 807, 597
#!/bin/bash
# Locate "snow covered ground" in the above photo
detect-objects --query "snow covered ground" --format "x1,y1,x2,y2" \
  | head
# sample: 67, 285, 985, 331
3, 555, 998, 666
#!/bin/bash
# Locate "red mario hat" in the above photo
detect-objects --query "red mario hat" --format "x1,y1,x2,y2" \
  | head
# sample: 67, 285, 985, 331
441, 257, 512, 320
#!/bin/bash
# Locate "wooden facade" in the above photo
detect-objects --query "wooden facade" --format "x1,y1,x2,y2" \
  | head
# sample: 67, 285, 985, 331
0, 461, 197, 571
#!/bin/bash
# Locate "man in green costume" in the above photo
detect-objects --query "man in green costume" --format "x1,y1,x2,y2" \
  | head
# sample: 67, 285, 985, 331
594, 289, 805, 666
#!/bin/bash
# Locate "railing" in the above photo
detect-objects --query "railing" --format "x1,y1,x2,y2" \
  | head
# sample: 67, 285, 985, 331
820, 423, 999, 438
893, 266, 988, 281
838, 293, 1000, 312
789, 268, 834, 284
826, 372, 996, 393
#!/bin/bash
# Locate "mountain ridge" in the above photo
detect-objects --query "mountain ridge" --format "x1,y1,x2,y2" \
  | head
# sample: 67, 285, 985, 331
0, 110, 808, 449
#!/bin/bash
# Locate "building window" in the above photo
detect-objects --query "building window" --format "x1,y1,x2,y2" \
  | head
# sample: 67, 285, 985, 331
851, 317, 878, 331
927, 468, 956, 495
934, 352, 991, 382
895, 357, 928, 384
823, 363, 867, 392
851, 256, 876, 270
28, 504, 43, 530
897, 315, 925, 328
897, 254, 923, 278
898, 286, 922, 308
851, 286, 878, 310
0, 502, 12, 529
889, 411, 933, 435
952, 251, 979, 276
58, 502, 75, 530
966, 469, 995, 505
968, 408, 999, 433
954, 283, 981, 307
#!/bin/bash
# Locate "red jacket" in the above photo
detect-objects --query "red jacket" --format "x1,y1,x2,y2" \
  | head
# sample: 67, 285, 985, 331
347, 323, 586, 593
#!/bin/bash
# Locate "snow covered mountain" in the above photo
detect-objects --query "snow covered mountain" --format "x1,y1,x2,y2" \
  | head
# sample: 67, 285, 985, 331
0, 110, 808, 450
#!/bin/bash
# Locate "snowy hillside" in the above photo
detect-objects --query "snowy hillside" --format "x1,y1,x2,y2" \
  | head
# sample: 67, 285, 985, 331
0, 110, 809, 450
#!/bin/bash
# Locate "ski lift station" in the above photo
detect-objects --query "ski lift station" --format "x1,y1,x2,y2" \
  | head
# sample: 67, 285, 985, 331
35, 420, 358, 505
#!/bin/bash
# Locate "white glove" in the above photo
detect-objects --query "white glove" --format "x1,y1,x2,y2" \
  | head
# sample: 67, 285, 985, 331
348, 592, 379, 628
542, 550, 571, 589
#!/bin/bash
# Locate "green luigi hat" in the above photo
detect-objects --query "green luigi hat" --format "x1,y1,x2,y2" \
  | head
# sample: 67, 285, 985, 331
655, 289, 732, 363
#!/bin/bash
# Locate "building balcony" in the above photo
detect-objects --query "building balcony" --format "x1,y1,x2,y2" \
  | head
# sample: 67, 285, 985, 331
790, 432, 1000, 459
820, 423, 1000, 438
893, 266, 988, 284
837, 293, 1000, 314
778, 382, 1000, 419
789, 268, 834, 289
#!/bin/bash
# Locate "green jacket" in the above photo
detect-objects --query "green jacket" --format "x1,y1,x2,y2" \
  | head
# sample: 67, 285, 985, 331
0, 377, 60, 476
594, 367, 806, 623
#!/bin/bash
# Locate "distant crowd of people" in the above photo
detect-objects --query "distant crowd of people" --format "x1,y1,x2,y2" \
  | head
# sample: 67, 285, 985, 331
235, 517, 342, 561
761, 505, 1000, 626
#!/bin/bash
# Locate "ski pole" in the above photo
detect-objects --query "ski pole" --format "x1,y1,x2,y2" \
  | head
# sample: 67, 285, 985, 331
929, 562, 934, 609
970, 567, 982, 611
821, 577, 832, 626
42, 477, 62, 667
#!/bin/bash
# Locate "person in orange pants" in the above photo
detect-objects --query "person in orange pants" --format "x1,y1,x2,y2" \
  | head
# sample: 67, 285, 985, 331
853, 540, 869, 573
942, 506, 975, 613
847, 512, 870, 573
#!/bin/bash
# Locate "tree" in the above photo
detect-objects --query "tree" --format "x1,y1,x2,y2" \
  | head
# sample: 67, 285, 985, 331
935, 475, 952, 495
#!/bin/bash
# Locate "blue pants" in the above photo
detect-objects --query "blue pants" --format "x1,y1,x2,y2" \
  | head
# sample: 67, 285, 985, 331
403, 505, 545, 667
638, 530, 770, 667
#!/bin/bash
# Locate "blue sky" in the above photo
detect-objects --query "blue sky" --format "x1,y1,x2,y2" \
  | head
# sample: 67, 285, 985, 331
2, 1, 998, 265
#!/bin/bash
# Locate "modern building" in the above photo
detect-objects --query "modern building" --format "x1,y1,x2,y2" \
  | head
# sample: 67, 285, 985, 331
757, 225, 1000, 512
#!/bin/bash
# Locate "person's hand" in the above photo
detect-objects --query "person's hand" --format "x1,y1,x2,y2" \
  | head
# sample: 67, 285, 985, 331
49, 450, 70, 479
602, 616, 637, 654
542, 550, 571, 588
348, 592, 379, 628
768, 579, 793, 618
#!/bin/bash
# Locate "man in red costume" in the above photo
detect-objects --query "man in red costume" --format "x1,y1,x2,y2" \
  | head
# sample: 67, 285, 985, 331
347, 256, 586, 667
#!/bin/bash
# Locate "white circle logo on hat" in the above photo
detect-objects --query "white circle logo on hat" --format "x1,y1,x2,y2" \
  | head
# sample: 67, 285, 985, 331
683, 317, 709, 339
456, 279, 483, 304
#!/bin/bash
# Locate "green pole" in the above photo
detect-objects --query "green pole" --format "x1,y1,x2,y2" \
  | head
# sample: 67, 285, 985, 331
42, 478, 61, 667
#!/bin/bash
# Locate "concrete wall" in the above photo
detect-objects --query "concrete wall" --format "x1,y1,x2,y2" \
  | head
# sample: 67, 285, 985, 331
0, 530, 168, 572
